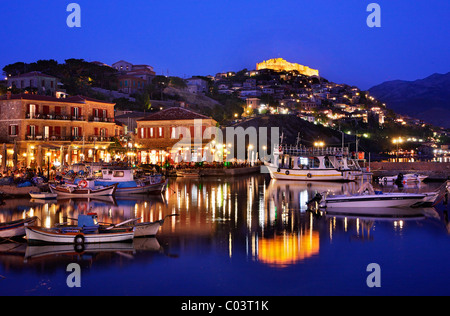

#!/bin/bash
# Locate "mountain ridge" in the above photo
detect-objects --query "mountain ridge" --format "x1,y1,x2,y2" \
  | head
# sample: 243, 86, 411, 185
368, 72, 450, 128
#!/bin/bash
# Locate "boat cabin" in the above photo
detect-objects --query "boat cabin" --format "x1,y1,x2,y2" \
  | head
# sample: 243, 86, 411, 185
78, 213, 99, 233
98, 169, 134, 182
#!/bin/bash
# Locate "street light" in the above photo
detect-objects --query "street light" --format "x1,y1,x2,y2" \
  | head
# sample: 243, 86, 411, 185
392, 137, 403, 161
46, 152, 51, 180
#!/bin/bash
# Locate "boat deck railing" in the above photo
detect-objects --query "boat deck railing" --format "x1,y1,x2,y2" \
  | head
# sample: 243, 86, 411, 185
274, 144, 349, 156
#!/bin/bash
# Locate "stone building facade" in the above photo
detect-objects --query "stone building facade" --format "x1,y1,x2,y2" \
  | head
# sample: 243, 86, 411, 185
136, 107, 217, 164
0, 93, 123, 169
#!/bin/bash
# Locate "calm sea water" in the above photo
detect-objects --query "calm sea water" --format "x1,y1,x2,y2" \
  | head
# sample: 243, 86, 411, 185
0, 175, 449, 296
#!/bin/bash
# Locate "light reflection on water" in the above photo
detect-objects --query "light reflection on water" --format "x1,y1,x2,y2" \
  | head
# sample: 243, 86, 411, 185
0, 175, 449, 295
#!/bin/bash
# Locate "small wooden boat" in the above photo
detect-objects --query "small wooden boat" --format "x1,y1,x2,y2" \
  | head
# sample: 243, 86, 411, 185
29, 192, 58, 199
114, 178, 168, 195
133, 214, 179, 237
49, 181, 118, 197
0, 217, 38, 238
25, 213, 134, 244
104, 214, 179, 237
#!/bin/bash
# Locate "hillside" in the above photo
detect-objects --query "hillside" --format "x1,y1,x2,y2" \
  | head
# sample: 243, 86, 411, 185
368, 72, 450, 128
226, 114, 378, 153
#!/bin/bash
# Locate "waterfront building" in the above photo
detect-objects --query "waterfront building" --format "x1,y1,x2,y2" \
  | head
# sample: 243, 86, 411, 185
136, 107, 217, 164
0, 93, 122, 169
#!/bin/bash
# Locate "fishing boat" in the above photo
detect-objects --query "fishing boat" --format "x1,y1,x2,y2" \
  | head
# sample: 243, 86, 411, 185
49, 181, 117, 197
103, 214, 179, 237
265, 144, 363, 181
25, 213, 134, 244
92, 168, 167, 195
0, 217, 38, 238
133, 214, 179, 237
29, 192, 58, 200
318, 182, 439, 208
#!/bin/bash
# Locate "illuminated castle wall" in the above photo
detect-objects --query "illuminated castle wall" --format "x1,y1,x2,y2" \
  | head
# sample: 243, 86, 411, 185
256, 58, 319, 77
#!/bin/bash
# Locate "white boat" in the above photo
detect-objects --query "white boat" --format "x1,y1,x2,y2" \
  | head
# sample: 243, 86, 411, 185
93, 168, 167, 195
0, 217, 38, 238
49, 181, 117, 197
29, 192, 58, 199
104, 214, 179, 237
319, 182, 439, 208
133, 214, 179, 237
379, 173, 428, 184
25, 213, 134, 244
266, 144, 363, 181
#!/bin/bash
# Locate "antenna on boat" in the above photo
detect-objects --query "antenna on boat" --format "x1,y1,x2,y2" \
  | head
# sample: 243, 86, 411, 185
296, 132, 301, 147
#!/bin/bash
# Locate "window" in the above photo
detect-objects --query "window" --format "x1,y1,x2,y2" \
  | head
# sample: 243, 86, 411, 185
150, 127, 154, 138
140, 128, 145, 139
44, 126, 49, 139
29, 125, 36, 137
158, 127, 163, 138
9, 125, 18, 136
113, 171, 124, 177
29, 104, 36, 118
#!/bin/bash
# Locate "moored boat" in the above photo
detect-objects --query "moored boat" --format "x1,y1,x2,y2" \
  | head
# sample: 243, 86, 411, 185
266, 144, 363, 181
49, 181, 117, 197
25, 213, 134, 244
318, 182, 439, 208
0, 217, 38, 238
92, 168, 167, 195
133, 214, 179, 237
379, 173, 428, 184
29, 192, 58, 200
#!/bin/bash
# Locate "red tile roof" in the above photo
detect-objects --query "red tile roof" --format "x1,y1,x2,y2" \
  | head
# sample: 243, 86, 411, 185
0, 93, 114, 105
138, 107, 213, 121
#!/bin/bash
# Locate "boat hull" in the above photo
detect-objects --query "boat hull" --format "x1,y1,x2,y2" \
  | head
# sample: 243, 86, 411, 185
29, 192, 58, 199
114, 180, 167, 195
134, 221, 163, 237
49, 183, 117, 197
267, 165, 354, 181
25, 226, 134, 244
0, 217, 38, 238
323, 193, 428, 208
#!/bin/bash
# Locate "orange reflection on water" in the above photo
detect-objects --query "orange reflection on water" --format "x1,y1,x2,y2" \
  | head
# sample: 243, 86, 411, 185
258, 231, 319, 268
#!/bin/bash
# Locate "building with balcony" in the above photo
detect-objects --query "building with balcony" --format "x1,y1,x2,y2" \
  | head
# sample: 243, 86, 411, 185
0, 93, 122, 169
136, 107, 217, 164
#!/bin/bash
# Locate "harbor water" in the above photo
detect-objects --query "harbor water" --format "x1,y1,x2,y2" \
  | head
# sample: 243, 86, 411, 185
0, 174, 449, 296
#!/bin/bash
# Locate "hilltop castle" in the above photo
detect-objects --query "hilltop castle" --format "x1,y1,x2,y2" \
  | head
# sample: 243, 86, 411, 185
256, 58, 319, 77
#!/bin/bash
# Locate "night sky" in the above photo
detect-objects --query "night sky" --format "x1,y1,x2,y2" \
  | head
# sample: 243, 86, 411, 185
1, 0, 449, 89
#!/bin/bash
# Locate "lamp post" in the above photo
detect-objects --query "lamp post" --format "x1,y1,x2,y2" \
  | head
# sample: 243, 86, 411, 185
46, 152, 51, 181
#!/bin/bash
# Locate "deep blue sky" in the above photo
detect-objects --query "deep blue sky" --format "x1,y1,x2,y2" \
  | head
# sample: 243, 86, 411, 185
1, 0, 449, 89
